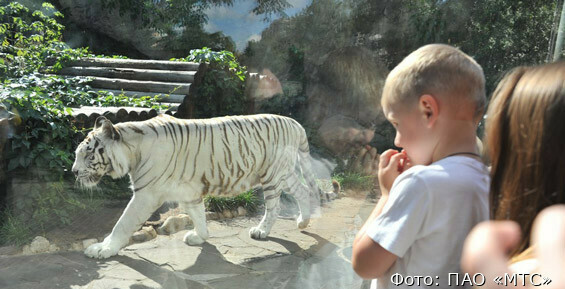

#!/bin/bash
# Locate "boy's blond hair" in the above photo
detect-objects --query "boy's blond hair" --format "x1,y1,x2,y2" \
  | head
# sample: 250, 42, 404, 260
382, 44, 486, 120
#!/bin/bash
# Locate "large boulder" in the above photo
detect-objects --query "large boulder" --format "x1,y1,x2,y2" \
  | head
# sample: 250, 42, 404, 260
306, 46, 388, 127
306, 47, 390, 175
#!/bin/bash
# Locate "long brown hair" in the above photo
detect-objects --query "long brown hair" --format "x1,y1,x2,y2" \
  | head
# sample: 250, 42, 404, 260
486, 62, 565, 256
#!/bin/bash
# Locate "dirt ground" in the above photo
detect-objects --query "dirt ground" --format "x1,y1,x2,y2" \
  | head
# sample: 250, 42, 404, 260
7, 189, 376, 255
0, 192, 377, 289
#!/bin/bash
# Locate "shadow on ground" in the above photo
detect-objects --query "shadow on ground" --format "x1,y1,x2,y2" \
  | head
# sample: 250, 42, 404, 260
0, 197, 373, 289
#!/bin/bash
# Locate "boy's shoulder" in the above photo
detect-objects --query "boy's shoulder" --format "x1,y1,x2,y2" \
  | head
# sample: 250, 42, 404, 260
392, 156, 489, 197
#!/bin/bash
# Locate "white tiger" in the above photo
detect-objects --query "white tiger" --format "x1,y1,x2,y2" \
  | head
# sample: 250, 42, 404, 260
72, 113, 322, 259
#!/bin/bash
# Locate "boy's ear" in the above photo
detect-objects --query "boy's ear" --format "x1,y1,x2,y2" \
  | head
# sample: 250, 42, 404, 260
419, 94, 439, 127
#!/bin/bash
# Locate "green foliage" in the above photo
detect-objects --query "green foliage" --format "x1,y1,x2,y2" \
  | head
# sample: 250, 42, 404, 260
0, 209, 32, 246
94, 0, 289, 56
350, 0, 555, 94
0, 2, 164, 245
205, 190, 260, 214
27, 181, 97, 227
0, 173, 104, 246
1, 74, 164, 172
332, 172, 374, 191
177, 47, 248, 118
100, 0, 288, 27
287, 45, 304, 82
0, 2, 66, 78
242, 0, 354, 78
186, 47, 247, 81
460, 0, 556, 94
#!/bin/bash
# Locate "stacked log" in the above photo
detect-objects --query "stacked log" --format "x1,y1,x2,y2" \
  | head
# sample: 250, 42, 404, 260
50, 58, 201, 120
72, 107, 161, 129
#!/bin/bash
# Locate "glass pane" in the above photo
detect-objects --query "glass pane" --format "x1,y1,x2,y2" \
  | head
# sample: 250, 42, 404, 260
0, 1, 558, 288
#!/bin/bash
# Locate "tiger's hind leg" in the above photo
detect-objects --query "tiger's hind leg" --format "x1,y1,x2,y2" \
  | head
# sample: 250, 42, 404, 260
284, 172, 311, 229
249, 185, 282, 239
179, 199, 209, 245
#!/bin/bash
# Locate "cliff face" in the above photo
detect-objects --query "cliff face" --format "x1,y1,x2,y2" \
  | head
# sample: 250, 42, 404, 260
57, 0, 170, 59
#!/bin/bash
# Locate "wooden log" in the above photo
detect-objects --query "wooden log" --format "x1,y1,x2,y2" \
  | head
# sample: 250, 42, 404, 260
116, 108, 129, 122
103, 111, 117, 123
128, 110, 138, 121
64, 58, 200, 71
139, 110, 148, 120
72, 106, 159, 115
73, 113, 88, 129
87, 113, 101, 128
88, 77, 191, 95
74, 113, 88, 122
54, 67, 196, 83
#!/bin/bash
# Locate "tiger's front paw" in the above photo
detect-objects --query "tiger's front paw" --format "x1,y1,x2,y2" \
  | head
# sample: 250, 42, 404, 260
249, 227, 268, 239
183, 230, 205, 245
84, 241, 120, 259
296, 215, 310, 229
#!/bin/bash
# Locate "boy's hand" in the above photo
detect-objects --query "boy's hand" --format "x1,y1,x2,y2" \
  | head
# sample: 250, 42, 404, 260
378, 149, 411, 197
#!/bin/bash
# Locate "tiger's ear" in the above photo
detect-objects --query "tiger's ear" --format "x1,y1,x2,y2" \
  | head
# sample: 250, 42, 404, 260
95, 116, 120, 141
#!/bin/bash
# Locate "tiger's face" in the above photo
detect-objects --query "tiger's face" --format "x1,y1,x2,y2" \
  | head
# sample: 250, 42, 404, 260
72, 134, 112, 187
72, 116, 121, 187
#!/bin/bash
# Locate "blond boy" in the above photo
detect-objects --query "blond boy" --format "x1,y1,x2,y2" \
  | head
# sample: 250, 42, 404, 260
352, 44, 490, 288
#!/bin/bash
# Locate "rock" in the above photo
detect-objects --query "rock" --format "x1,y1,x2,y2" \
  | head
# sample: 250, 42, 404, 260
48, 244, 60, 253
222, 210, 233, 219
22, 245, 32, 255
307, 47, 387, 128
82, 238, 98, 249
206, 211, 219, 220
317, 179, 341, 198
231, 209, 239, 218
245, 69, 283, 102
237, 207, 247, 216
71, 242, 83, 251
348, 145, 379, 176
304, 47, 394, 172
132, 226, 157, 243
318, 115, 375, 157
29, 236, 50, 254
157, 214, 191, 235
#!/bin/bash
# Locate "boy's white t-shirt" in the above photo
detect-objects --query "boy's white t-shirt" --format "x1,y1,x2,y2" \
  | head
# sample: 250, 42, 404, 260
367, 155, 490, 289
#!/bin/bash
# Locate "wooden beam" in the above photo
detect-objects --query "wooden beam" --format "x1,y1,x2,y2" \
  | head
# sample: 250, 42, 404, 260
55, 66, 196, 83
87, 77, 191, 95
65, 58, 200, 71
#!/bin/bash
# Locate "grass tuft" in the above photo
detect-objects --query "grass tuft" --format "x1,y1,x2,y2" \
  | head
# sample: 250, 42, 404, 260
332, 172, 374, 191
204, 190, 260, 214
0, 210, 33, 246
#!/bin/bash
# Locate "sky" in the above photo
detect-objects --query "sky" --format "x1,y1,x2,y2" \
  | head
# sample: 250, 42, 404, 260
203, 0, 312, 51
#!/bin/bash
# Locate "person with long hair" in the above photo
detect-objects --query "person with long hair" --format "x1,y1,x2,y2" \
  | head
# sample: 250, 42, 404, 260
486, 61, 565, 258
462, 61, 565, 285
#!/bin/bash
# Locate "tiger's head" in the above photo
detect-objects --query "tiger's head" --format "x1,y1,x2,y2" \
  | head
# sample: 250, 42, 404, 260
72, 116, 124, 187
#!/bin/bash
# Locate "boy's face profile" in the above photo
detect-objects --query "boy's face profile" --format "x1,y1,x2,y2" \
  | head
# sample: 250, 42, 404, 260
384, 97, 436, 166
